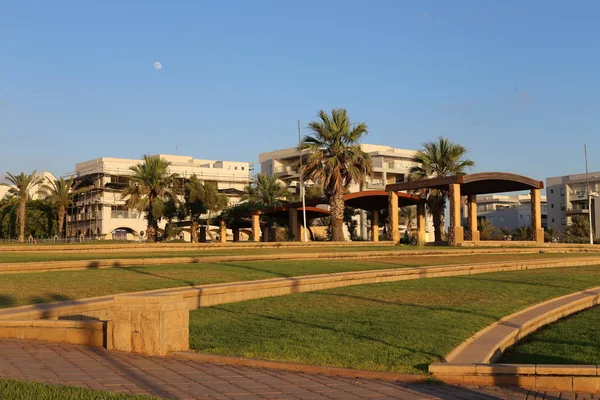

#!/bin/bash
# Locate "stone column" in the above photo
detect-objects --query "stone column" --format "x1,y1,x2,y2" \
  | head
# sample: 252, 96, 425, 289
531, 188, 544, 244
219, 219, 227, 243
467, 194, 480, 242
289, 207, 299, 241
232, 228, 240, 242
417, 202, 426, 246
251, 212, 261, 242
448, 184, 464, 246
388, 191, 399, 243
371, 210, 379, 242
107, 294, 189, 356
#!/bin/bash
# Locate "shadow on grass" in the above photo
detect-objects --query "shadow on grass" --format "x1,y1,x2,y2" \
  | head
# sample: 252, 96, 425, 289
216, 262, 293, 278
115, 266, 196, 287
0, 295, 15, 308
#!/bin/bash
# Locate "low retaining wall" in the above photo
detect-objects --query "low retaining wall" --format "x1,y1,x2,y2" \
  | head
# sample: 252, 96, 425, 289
2, 248, 599, 274
430, 287, 600, 392
0, 320, 104, 347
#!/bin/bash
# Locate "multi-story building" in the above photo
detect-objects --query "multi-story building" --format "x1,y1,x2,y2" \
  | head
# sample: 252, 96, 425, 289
0, 171, 58, 200
463, 194, 547, 231
65, 154, 252, 240
259, 144, 434, 241
546, 172, 600, 239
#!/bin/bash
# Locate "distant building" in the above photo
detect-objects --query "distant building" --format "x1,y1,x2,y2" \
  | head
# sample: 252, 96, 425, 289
65, 155, 252, 240
546, 172, 600, 239
0, 171, 58, 201
463, 194, 547, 232
259, 144, 434, 241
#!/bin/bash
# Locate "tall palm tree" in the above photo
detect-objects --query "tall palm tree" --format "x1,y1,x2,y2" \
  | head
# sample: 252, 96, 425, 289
42, 176, 79, 238
410, 137, 475, 242
243, 174, 289, 207
3, 171, 42, 242
302, 109, 374, 241
121, 155, 179, 242
400, 206, 416, 231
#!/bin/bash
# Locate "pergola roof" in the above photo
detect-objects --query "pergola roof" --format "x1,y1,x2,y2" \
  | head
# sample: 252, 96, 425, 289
344, 190, 423, 211
385, 172, 543, 196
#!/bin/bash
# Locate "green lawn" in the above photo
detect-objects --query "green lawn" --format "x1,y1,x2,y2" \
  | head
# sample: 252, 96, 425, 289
0, 253, 593, 309
189, 265, 600, 375
500, 305, 600, 365
0, 378, 158, 399
0, 245, 404, 263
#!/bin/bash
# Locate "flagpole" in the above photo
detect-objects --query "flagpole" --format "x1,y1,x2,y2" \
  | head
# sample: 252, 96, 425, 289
298, 120, 308, 242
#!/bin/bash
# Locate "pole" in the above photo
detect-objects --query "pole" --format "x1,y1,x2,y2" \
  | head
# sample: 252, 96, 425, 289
298, 120, 308, 242
586, 144, 593, 245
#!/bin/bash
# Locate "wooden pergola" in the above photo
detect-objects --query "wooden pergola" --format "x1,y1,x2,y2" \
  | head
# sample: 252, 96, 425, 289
385, 172, 545, 246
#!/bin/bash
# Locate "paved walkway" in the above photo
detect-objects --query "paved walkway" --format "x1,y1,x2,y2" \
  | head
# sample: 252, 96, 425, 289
0, 339, 594, 400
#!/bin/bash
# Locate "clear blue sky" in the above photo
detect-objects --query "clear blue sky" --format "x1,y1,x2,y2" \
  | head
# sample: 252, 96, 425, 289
2, 0, 599, 181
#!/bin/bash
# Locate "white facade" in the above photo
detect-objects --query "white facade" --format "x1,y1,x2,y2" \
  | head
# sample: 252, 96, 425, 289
463, 194, 547, 231
66, 154, 251, 240
259, 144, 434, 241
0, 171, 58, 201
546, 172, 600, 239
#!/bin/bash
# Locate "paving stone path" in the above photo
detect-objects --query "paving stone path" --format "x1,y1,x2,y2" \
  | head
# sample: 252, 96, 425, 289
0, 339, 595, 400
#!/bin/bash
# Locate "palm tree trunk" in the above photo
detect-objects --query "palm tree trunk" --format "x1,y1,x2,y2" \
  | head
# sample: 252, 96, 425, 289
146, 221, 157, 242
58, 206, 66, 238
329, 192, 345, 242
18, 198, 26, 243
432, 211, 443, 242
191, 220, 199, 243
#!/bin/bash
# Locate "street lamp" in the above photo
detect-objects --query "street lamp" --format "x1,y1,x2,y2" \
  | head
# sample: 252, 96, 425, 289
589, 191, 598, 245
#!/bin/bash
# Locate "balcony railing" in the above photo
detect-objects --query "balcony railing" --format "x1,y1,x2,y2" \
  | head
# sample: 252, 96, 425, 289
273, 166, 298, 176
111, 210, 139, 219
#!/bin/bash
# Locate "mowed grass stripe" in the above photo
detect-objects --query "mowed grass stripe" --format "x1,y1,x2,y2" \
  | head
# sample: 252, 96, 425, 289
189, 265, 600, 375
0, 253, 593, 309
500, 304, 600, 365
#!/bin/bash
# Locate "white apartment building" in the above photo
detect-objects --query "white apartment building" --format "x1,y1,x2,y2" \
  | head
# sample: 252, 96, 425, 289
259, 144, 434, 241
463, 194, 547, 231
0, 171, 58, 200
66, 154, 251, 240
546, 172, 600, 239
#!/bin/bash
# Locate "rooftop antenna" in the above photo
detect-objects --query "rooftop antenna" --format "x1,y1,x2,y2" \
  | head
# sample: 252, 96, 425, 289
298, 120, 308, 242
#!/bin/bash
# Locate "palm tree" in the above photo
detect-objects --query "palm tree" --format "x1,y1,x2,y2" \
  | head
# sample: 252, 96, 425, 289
410, 137, 475, 242
121, 155, 179, 242
3, 171, 42, 242
478, 219, 498, 241
512, 225, 531, 241
42, 177, 79, 238
544, 227, 557, 243
301, 109, 374, 241
400, 206, 416, 231
243, 174, 289, 207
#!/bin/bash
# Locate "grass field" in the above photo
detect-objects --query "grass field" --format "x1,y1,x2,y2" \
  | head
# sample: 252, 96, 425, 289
0, 378, 157, 399
0, 253, 594, 309
501, 305, 600, 365
188, 265, 600, 374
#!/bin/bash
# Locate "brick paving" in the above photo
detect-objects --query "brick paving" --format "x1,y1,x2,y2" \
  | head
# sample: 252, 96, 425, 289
0, 339, 595, 400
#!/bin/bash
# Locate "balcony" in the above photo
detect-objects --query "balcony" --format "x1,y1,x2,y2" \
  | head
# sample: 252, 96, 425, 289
111, 210, 139, 219
566, 205, 589, 215
366, 180, 386, 190
273, 165, 298, 177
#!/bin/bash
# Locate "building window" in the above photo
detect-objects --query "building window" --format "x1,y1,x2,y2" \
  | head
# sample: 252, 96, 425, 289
552, 218, 555, 223
234, 166, 238, 170
551, 204, 554, 208
560, 188, 565, 196
499, 216, 504, 223
560, 203, 565, 211
395, 175, 405, 183
561, 218, 566, 225
550, 189, 554, 194
241, 167, 245, 170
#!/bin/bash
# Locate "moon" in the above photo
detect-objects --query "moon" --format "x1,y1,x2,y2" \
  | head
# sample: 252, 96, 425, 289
153, 61, 162, 71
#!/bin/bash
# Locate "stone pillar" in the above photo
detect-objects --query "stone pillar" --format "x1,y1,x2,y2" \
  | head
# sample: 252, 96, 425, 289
107, 294, 189, 356
531, 188, 544, 244
199, 226, 207, 243
261, 226, 269, 242
417, 202, 426, 246
219, 219, 227, 243
448, 184, 464, 246
467, 194, 480, 242
388, 191, 399, 243
289, 208, 299, 241
371, 210, 379, 242
251, 212, 261, 242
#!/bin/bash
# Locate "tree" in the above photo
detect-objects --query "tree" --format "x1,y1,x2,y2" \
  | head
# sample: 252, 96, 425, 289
512, 225, 531, 241
544, 227, 557, 243
409, 137, 475, 242
243, 174, 288, 207
42, 176, 79, 238
182, 175, 208, 243
478, 219, 498, 241
121, 155, 179, 243
197, 181, 228, 239
400, 206, 416, 231
301, 109, 374, 241
565, 215, 590, 243
3, 171, 42, 242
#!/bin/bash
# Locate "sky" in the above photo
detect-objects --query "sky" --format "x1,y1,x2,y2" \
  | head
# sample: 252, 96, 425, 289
1, 0, 600, 182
